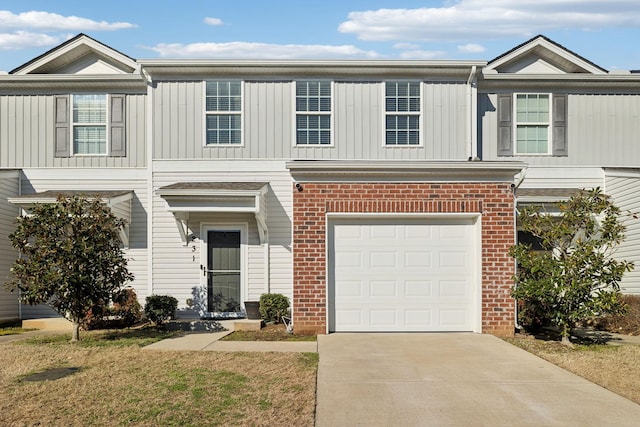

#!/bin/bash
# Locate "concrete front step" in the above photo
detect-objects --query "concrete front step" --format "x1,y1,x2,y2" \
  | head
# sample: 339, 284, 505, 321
22, 318, 73, 331
233, 319, 264, 331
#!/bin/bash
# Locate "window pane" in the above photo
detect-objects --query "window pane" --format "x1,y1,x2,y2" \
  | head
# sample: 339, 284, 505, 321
206, 81, 241, 112
516, 125, 548, 154
73, 94, 106, 123
74, 126, 106, 154
206, 114, 241, 145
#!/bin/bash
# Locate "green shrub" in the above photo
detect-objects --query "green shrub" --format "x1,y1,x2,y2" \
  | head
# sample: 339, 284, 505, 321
259, 293, 290, 323
113, 287, 142, 327
144, 295, 178, 326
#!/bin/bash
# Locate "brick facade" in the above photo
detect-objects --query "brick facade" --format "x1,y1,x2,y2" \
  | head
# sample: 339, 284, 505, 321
292, 182, 516, 337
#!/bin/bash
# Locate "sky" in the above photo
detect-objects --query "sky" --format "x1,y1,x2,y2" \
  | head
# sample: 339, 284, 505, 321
2, 0, 640, 72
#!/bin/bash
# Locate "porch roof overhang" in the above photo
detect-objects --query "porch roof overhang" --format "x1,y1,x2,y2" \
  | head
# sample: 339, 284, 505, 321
7, 190, 134, 247
515, 187, 581, 204
156, 182, 269, 244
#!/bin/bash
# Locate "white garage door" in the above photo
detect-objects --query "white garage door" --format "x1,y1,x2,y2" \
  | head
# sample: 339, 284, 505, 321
329, 217, 478, 332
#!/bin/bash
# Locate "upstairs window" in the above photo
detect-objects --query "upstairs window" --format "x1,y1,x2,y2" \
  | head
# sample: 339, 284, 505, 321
205, 80, 242, 145
72, 94, 107, 155
54, 94, 125, 158
497, 92, 567, 157
296, 80, 332, 145
515, 94, 550, 155
385, 81, 421, 145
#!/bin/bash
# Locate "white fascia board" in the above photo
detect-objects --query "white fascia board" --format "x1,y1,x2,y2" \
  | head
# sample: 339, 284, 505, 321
156, 188, 266, 198
286, 160, 525, 179
0, 74, 146, 90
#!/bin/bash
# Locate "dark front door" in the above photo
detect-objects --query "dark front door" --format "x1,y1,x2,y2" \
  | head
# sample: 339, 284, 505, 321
206, 230, 241, 313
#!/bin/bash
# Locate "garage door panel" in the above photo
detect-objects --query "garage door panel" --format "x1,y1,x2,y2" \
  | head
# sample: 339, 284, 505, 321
404, 280, 433, 297
330, 218, 477, 332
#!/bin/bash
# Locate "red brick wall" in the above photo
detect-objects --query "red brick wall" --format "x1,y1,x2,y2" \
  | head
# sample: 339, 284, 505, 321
292, 182, 515, 337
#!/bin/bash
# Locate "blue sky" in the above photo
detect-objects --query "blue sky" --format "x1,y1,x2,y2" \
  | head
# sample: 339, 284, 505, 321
2, 0, 640, 72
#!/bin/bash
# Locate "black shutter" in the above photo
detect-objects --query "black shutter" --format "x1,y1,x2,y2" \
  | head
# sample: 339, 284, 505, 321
552, 94, 568, 156
110, 94, 126, 157
497, 93, 513, 156
54, 95, 70, 157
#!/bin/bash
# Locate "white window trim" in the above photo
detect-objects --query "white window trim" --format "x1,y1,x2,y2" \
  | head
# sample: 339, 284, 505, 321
513, 92, 553, 156
292, 80, 335, 147
382, 80, 424, 148
203, 80, 245, 147
70, 93, 109, 157
199, 223, 249, 313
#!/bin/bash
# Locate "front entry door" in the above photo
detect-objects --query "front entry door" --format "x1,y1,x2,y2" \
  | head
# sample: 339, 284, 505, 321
206, 230, 241, 313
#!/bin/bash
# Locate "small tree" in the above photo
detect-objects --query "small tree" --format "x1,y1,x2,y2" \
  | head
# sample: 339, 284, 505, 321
7, 195, 134, 341
510, 188, 633, 345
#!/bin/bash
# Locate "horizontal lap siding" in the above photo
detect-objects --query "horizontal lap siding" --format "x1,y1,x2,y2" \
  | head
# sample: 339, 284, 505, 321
481, 93, 640, 166
152, 162, 293, 312
153, 80, 469, 161
0, 94, 146, 168
18, 170, 148, 318
0, 171, 19, 321
606, 175, 640, 295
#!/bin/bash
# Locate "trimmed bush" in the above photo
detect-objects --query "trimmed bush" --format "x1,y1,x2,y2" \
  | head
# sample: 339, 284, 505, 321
259, 293, 290, 323
144, 295, 178, 326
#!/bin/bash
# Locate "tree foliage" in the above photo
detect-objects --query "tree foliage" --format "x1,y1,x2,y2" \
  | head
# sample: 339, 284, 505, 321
7, 195, 134, 341
510, 188, 633, 344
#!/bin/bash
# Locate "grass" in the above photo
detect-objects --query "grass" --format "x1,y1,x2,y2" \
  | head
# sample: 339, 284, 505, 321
0, 328, 318, 426
505, 334, 640, 405
221, 323, 317, 342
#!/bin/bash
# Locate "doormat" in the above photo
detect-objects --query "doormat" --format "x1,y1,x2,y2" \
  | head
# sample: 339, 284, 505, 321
21, 367, 81, 382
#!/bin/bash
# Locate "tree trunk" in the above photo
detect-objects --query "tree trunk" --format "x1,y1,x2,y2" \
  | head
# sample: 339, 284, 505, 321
71, 321, 80, 342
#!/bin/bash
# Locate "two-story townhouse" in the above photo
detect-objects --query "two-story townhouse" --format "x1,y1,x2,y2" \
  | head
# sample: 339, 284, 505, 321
140, 58, 522, 336
0, 34, 149, 321
478, 35, 640, 296
5, 34, 636, 336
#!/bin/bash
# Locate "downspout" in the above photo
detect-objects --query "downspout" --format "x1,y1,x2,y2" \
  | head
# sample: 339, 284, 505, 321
466, 66, 478, 160
512, 167, 528, 331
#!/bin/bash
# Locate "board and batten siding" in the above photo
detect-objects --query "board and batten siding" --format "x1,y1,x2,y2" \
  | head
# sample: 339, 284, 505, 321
0, 94, 147, 168
605, 172, 640, 295
480, 93, 640, 166
0, 170, 20, 321
18, 169, 149, 318
152, 161, 293, 315
152, 80, 470, 161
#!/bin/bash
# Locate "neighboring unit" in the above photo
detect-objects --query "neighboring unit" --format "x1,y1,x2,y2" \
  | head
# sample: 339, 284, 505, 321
0, 34, 637, 334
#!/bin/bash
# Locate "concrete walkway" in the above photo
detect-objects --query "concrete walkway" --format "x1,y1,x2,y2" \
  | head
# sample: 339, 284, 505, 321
315, 333, 640, 427
142, 320, 317, 352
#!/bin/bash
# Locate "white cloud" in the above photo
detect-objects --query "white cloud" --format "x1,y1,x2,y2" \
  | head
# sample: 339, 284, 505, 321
393, 42, 420, 50
458, 43, 486, 53
204, 17, 224, 26
148, 41, 380, 59
0, 31, 65, 50
338, 1, 640, 41
399, 50, 446, 60
0, 10, 136, 31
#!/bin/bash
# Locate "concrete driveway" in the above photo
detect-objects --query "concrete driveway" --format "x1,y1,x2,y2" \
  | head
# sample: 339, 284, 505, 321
316, 333, 640, 426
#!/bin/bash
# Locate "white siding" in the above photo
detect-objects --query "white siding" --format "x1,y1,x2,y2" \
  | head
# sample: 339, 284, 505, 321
0, 94, 147, 168
0, 170, 20, 322
153, 80, 470, 161
517, 166, 604, 191
152, 160, 293, 315
480, 93, 640, 167
19, 168, 148, 318
605, 172, 640, 295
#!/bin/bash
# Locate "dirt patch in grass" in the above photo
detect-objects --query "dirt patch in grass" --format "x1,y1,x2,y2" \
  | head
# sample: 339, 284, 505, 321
222, 323, 317, 342
0, 329, 317, 426
505, 334, 640, 405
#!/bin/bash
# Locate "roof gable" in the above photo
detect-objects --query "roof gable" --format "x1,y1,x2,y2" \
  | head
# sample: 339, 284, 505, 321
485, 35, 607, 75
10, 33, 138, 75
